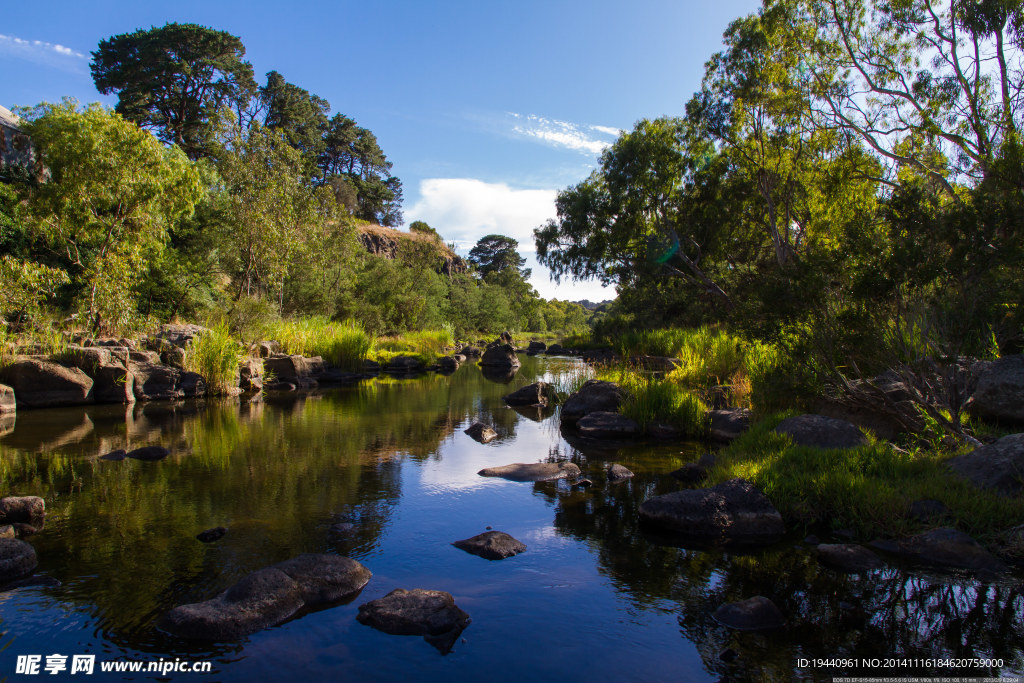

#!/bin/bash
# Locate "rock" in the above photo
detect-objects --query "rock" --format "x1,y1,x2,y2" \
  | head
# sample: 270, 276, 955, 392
499, 331, 514, 345
453, 354, 467, 363
464, 422, 497, 444
0, 383, 13, 414
254, 341, 279, 359
639, 478, 785, 545
712, 596, 785, 631
503, 382, 555, 407
0, 359, 93, 409
478, 462, 582, 482
318, 369, 365, 385
13, 523, 38, 538
100, 449, 127, 461
238, 358, 263, 393
459, 346, 481, 358
545, 344, 565, 355
869, 527, 1006, 573
363, 359, 381, 373
774, 414, 868, 449
947, 433, 1024, 497
527, 341, 547, 353
129, 361, 204, 401
816, 544, 884, 573
577, 411, 640, 438
479, 343, 520, 369
480, 365, 519, 384
161, 347, 187, 369
0, 538, 37, 581
607, 464, 634, 481
560, 380, 626, 425
670, 463, 708, 484
438, 356, 460, 371
127, 446, 170, 461
160, 554, 371, 640
0, 496, 44, 523
575, 478, 594, 488
909, 499, 951, 522
452, 530, 526, 560
970, 355, 1024, 423
356, 588, 470, 653
130, 350, 162, 364
158, 323, 210, 349
264, 381, 297, 392
263, 355, 322, 389
196, 527, 227, 543
0, 526, 13, 539
709, 409, 750, 442
385, 356, 425, 373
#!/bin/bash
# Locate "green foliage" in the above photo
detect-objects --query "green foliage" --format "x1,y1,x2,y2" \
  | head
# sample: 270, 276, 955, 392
0, 255, 69, 326
184, 322, 243, 395
468, 234, 529, 279
600, 368, 708, 436
265, 316, 373, 372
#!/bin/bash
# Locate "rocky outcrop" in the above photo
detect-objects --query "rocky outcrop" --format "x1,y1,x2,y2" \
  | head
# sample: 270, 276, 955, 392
0, 496, 44, 524
639, 478, 785, 545
869, 528, 1006, 573
238, 358, 263, 393
452, 531, 526, 560
55, 346, 135, 404
160, 554, 371, 640
774, 414, 868, 449
479, 344, 520, 369
464, 422, 497, 443
947, 433, 1024, 497
0, 359, 93, 409
358, 227, 468, 277
157, 324, 210, 349
129, 361, 205, 401
970, 355, 1024, 424
356, 588, 470, 653
0, 538, 37, 582
503, 382, 555, 407
577, 411, 640, 438
816, 544, 884, 573
560, 380, 625, 425
262, 354, 324, 389
712, 596, 785, 631
478, 462, 581, 482
709, 409, 750, 442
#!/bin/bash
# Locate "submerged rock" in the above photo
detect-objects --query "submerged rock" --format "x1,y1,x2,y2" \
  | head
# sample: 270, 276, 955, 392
607, 464, 634, 481
478, 462, 581, 482
0, 538, 37, 581
160, 554, 371, 640
712, 596, 785, 631
774, 414, 868, 449
452, 530, 526, 560
577, 412, 640, 438
356, 588, 470, 654
816, 544, 884, 573
503, 382, 555, 407
99, 449, 127, 461
869, 527, 1006, 573
196, 527, 227, 543
464, 422, 498, 444
639, 478, 784, 545
560, 381, 625, 425
127, 446, 170, 461
947, 433, 1024, 497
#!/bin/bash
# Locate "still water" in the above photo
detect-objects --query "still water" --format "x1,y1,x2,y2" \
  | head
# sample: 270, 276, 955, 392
0, 356, 1021, 681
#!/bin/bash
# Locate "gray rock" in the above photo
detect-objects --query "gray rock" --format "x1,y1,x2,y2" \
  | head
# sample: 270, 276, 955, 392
238, 358, 263, 393
544, 344, 565, 355
0, 383, 15, 414
712, 596, 785, 631
438, 356, 460, 371
160, 554, 371, 640
129, 361, 204, 401
0, 496, 44, 523
0, 359, 93, 409
385, 355, 425, 373
639, 478, 785, 545
577, 411, 640, 438
464, 422, 497, 443
478, 462, 581, 482
196, 527, 227, 543
459, 346, 481, 358
774, 414, 868, 449
560, 380, 625, 425
479, 343, 520, 369
970, 355, 1024, 423
127, 446, 170, 461
263, 354, 324, 388
452, 530, 526, 560
947, 433, 1024, 497
607, 464, 634, 481
527, 341, 547, 353
709, 409, 750, 442
12, 523, 38, 538
356, 588, 470, 653
158, 323, 210, 349
100, 449, 127, 461
575, 478, 594, 488
503, 382, 555, 407
0, 538, 37, 581
869, 527, 1006, 573
816, 544, 884, 573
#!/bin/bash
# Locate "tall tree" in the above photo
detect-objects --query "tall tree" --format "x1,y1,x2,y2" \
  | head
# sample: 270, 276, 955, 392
318, 113, 403, 225
468, 234, 529, 279
260, 71, 330, 172
91, 22, 256, 159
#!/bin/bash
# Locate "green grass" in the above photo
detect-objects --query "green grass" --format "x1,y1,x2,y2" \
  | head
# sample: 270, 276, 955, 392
373, 325, 455, 365
599, 367, 708, 436
183, 322, 244, 395
706, 414, 1024, 543
265, 317, 374, 372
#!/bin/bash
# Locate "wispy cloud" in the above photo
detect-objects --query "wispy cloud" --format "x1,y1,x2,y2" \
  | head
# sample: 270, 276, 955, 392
0, 33, 88, 72
507, 112, 622, 155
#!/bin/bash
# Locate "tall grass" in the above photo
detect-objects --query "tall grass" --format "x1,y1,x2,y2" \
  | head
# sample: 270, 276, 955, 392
266, 317, 373, 372
184, 322, 244, 395
374, 324, 455, 364
600, 367, 708, 436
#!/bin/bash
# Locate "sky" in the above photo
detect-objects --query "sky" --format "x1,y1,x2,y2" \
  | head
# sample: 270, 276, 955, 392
1, 0, 761, 302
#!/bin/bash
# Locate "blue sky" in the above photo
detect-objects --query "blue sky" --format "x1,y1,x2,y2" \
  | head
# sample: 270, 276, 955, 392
1, 0, 760, 301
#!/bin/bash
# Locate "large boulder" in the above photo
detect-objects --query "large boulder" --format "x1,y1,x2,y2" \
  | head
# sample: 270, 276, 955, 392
0, 496, 44, 524
503, 382, 555, 407
869, 528, 1006, 573
238, 358, 263, 393
160, 554, 371, 640
639, 478, 785, 545
0, 359, 93, 408
774, 414, 868, 449
384, 356, 425, 374
0, 384, 14, 414
452, 531, 526, 560
356, 589, 470, 653
59, 345, 134, 404
560, 380, 626, 425
946, 433, 1024, 497
577, 411, 640, 438
478, 462, 581, 482
712, 596, 785, 631
526, 341, 547, 354
970, 355, 1024, 423
464, 422, 497, 444
607, 464, 634, 481
479, 343, 520, 369
709, 409, 750, 442
157, 323, 210, 349
459, 346, 481, 358
129, 361, 205, 401
262, 355, 323, 389
0, 538, 37, 582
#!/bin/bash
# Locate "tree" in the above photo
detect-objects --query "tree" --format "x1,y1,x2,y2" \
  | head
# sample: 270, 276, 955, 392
20, 101, 203, 331
91, 22, 256, 159
260, 71, 330, 174
318, 114, 403, 225
409, 220, 439, 238
468, 234, 529, 279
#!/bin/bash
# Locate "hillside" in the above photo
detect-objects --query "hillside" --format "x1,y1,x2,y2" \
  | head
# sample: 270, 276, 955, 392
357, 223, 467, 276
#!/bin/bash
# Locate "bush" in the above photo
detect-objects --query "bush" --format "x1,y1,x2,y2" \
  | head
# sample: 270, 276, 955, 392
184, 322, 243, 395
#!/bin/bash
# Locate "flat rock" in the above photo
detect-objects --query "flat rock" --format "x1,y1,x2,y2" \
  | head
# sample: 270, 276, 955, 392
639, 478, 784, 545
478, 462, 581, 482
452, 531, 526, 560
503, 382, 555, 407
196, 527, 227, 543
0, 359, 93, 409
127, 446, 170, 461
464, 422, 497, 443
869, 527, 1006, 573
816, 544, 884, 573
709, 409, 750, 442
947, 433, 1024, 497
560, 380, 625, 425
0, 538, 37, 581
357, 588, 470, 653
712, 596, 785, 631
774, 414, 868, 449
0, 496, 44, 523
160, 554, 371, 640
577, 411, 640, 438
607, 464, 634, 481
970, 355, 1024, 423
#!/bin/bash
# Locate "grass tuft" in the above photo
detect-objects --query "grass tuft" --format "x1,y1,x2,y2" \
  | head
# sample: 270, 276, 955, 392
184, 322, 244, 395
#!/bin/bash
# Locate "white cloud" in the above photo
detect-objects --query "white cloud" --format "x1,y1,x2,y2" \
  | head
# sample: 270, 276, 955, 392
0, 33, 87, 72
408, 178, 616, 302
507, 112, 621, 155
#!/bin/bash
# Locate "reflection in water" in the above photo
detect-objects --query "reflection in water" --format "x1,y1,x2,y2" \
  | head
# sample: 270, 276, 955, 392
0, 357, 1020, 680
